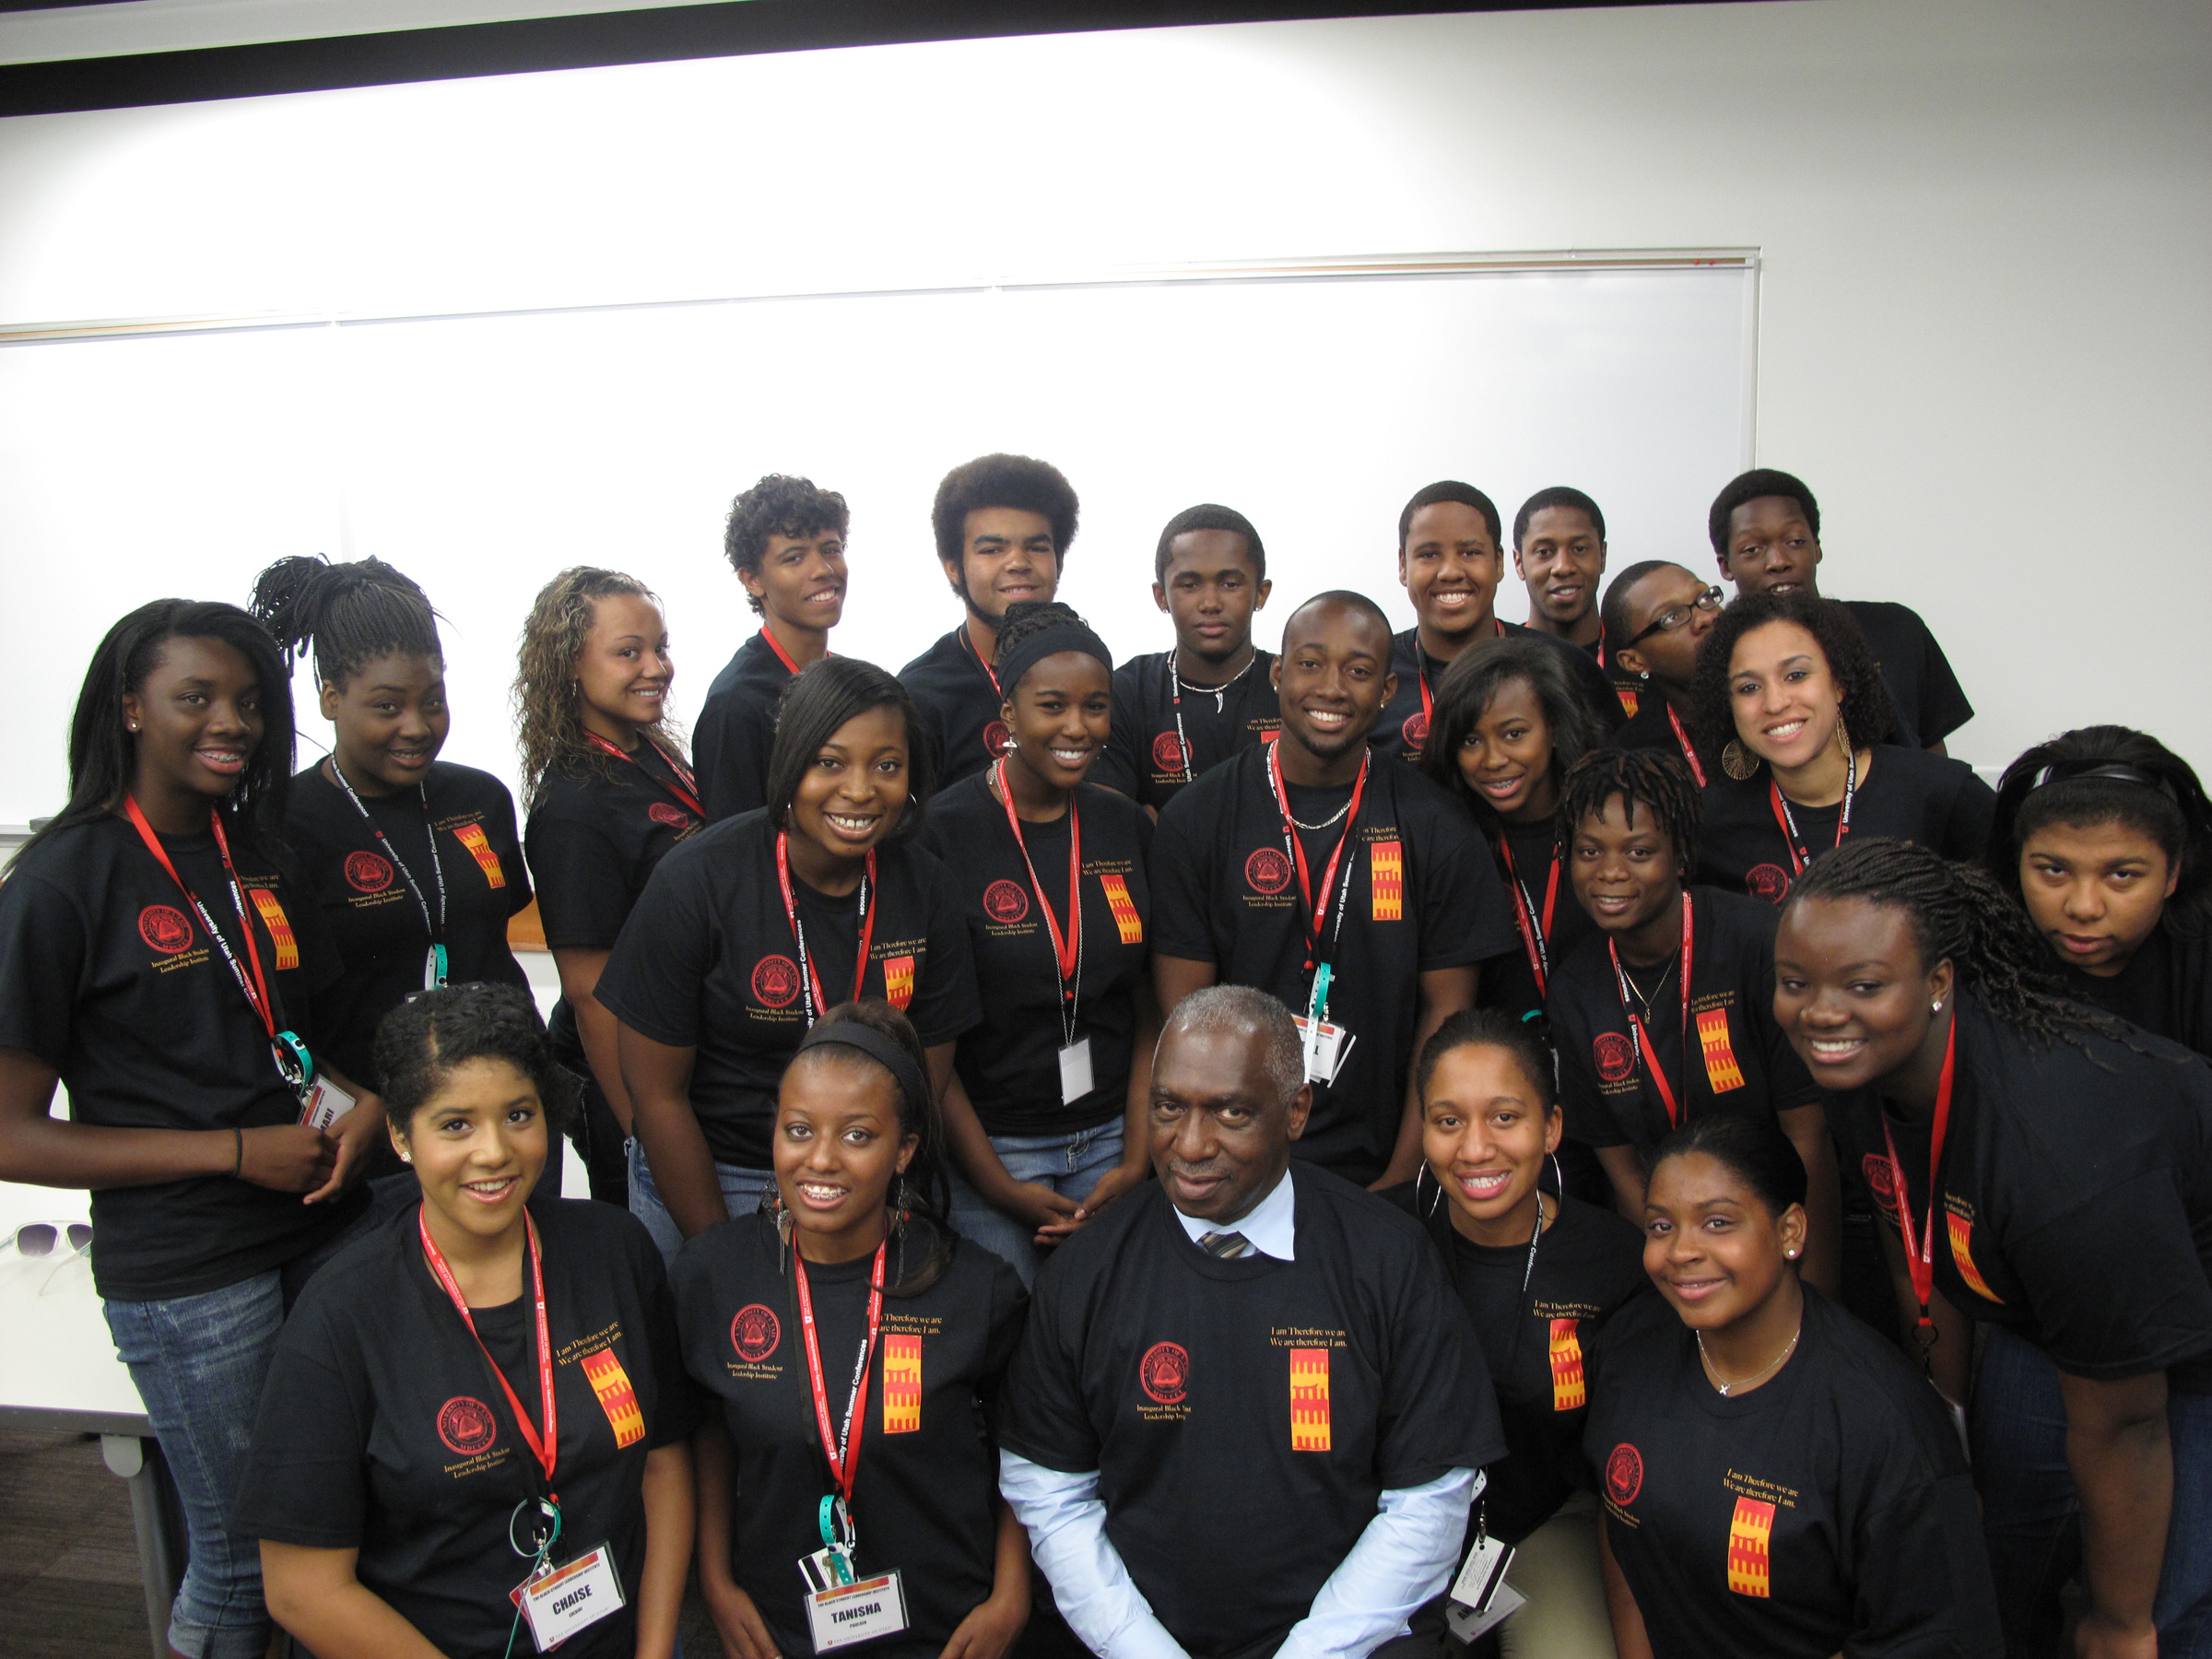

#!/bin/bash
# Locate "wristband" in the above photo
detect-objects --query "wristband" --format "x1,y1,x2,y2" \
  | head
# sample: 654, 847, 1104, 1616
232, 1126, 243, 1178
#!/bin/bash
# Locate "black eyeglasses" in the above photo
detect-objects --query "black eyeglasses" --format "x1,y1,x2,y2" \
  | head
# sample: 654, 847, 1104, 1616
7, 1221, 91, 1258
1624, 586, 1724, 648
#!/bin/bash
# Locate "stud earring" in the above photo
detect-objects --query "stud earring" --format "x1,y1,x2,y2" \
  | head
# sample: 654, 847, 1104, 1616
1640, 670, 1652, 681
1786, 1247, 1799, 1259
1932, 1000, 1943, 1014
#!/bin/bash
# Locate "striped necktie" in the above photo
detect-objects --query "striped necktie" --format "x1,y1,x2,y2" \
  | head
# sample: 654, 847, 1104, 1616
1198, 1230, 1253, 1259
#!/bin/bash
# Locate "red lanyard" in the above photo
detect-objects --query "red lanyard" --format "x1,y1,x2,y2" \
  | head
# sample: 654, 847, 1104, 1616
1881, 1020, 1957, 1335
759, 625, 821, 677
1498, 834, 1561, 996
418, 1206, 559, 1500
1606, 893, 1694, 1129
775, 830, 877, 1023
959, 629, 1003, 700
585, 731, 704, 820
794, 1241, 886, 1505
994, 760, 1081, 1006
123, 797, 281, 1047
1666, 706, 1708, 787
1266, 739, 1370, 974
1768, 746, 1856, 875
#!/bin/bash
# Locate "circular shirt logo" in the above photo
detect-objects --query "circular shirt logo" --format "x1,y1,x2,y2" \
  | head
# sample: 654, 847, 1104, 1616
437, 1395, 499, 1455
138, 904, 194, 955
648, 802, 689, 828
1401, 711, 1430, 751
1605, 1443, 1643, 1507
1593, 1031, 1637, 1085
1152, 732, 1188, 773
1140, 1342, 1190, 1406
982, 879, 1030, 925
1747, 863, 1793, 905
731, 1304, 781, 1362
344, 851, 394, 892
1244, 847, 1293, 896
751, 954, 802, 1010
1863, 1153, 1900, 1217
983, 721, 1012, 759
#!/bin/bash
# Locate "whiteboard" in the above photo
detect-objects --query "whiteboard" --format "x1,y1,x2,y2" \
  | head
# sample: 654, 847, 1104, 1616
0, 261, 1754, 829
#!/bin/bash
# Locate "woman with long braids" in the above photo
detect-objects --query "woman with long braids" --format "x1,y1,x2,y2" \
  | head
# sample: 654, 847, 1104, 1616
1419, 636, 1608, 1026
1773, 837, 2212, 1658
1387, 1008, 1646, 1659
1690, 592, 1993, 904
1987, 724, 2212, 1056
674, 1000, 1030, 1659
596, 655, 978, 1262
517, 567, 701, 1205
1545, 748, 1840, 1294
1585, 1112, 1998, 1659
0, 601, 379, 1659
253, 555, 532, 1159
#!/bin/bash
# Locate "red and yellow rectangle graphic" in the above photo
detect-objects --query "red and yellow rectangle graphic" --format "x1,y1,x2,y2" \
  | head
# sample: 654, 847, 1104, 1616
1100, 874, 1145, 946
1616, 687, 1641, 719
882, 1333, 923, 1434
880, 956, 915, 1010
451, 823, 507, 888
1547, 1319, 1586, 1411
580, 1347, 645, 1448
1947, 1211, 2004, 1302
1696, 1008, 1747, 1092
1369, 841, 1403, 923
1288, 1347, 1332, 1452
248, 888, 300, 971
1725, 1496, 1775, 1597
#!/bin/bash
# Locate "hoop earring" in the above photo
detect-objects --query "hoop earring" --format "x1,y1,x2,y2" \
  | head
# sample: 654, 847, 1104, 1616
1415, 1163, 1444, 1218
1722, 739, 1759, 782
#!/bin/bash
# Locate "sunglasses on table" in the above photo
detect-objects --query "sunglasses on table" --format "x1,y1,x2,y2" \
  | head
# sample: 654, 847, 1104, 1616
1622, 585, 1724, 647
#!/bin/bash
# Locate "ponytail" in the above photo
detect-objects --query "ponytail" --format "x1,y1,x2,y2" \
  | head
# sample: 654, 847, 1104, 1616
249, 554, 440, 688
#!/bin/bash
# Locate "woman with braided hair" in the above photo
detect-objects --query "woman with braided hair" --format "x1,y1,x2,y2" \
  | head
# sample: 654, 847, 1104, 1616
1988, 725, 2212, 1057
1773, 837, 2212, 1659
1545, 747, 1841, 1295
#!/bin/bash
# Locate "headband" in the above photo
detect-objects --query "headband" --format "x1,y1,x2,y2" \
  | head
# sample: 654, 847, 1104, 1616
2029, 760, 2180, 802
994, 621, 1113, 700
794, 1018, 930, 1116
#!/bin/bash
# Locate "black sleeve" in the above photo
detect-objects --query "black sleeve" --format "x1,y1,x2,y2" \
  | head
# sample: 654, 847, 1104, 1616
235, 1301, 372, 1547
1147, 794, 1217, 963
1939, 770, 1999, 865
2006, 1173, 2212, 1380
973, 1249, 1032, 1440
525, 813, 634, 951
594, 852, 712, 1048
1846, 1469, 2001, 1657
1909, 624, 1975, 750
1413, 807, 1517, 971
1092, 676, 1141, 799
1551, 994, 1630, 1148
907, 853, 984, 1049
0, 872, 81, 1068
997, 1270, 1103, 1475
1374, 1239, 1506, 1486
488, 785, 534, 915
698, 696, 772, 824
631, 1217, 700, 1448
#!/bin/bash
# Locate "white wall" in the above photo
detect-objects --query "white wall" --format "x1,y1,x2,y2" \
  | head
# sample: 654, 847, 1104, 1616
0, 0, 2206, 820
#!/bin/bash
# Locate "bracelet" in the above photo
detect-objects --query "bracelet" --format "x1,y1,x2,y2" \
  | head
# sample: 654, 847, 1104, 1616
232, 1126, 243, 1179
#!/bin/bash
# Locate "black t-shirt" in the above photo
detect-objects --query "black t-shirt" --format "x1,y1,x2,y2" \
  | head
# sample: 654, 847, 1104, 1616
2060, 926, 2212, 1062
1583, 1289, 1998, 1659
694, 630, 795, 823
524, 745, 704, 952
1583, 629, 1647, 722
899, 627, 1008, 788
922, 777, 1153, 1136
1614, 693, 1720, 785
0, 813, 362, 1300
286, 760, 532, 1087
1478, 819, 1603, 1026
1551, 888, 1822, 1156
1001, 1167, 1502, 1659
1371, 625, 1623, 766
1381, 1185, 1651, 1543
1841, 599, 1973, 751
594, 812, 982, 1169
1696, 746, 1996, 906
1093, 650, 1281, 812
236, 1199, 694, 1659
672, 1216, 1028, 1659
1828, 994, 2212, 1392
1149, 748, 1518, 1178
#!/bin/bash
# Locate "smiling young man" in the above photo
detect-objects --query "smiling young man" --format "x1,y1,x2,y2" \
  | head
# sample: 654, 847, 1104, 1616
899, 453, 1078, 786
1149, 592, 1517, 1187
1709, 468, 1973, 755
999, 986, 1500, 1659
695, 474, 849, 821
1512, 485, 1646, 718
1377, 480, 1621, 763
1093, 503, 1278, 815
1602, 559, 1726, 783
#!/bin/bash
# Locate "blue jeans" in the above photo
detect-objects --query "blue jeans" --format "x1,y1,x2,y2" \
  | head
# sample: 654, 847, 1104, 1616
628, 1136, 774, 1266
102, 1226, 362, 1659
947, 1120, 1127, 1287
1973, 1324, 2212, 1655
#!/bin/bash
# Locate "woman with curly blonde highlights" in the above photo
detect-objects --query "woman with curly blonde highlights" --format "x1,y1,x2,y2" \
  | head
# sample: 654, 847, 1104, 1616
516, 566, 701, 1204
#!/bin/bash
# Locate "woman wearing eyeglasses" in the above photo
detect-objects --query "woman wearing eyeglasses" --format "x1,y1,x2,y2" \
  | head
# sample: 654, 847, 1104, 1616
1598, 564, 1724, 785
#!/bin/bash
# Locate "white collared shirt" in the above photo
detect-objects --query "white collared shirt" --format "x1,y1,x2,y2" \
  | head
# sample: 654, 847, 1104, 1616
1170, 1164, 1296, 1261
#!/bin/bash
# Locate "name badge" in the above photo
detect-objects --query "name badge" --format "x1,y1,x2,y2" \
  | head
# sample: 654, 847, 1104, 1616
300, 1074, 358, 1131
1290, 1015, 1353, 1084
1444, 1533, 1524, 1642
1057, 1037, 1095, 1105
805, 1571, 910, 1652
511, 1543, 625, 1650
